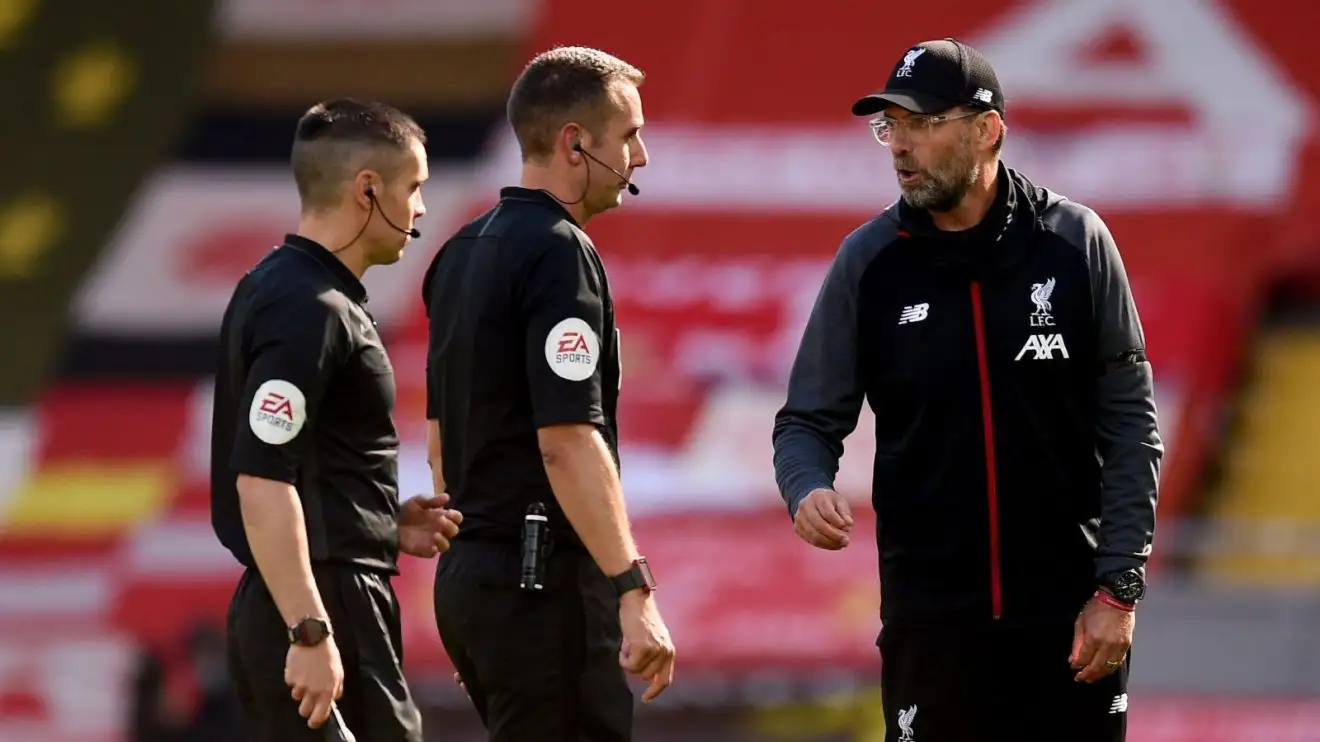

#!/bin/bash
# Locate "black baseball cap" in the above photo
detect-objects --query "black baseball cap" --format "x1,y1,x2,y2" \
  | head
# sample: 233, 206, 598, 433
852, 38, 1005, 118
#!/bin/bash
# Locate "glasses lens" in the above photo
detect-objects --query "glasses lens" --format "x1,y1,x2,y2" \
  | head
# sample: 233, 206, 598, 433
870, 119, 891, 146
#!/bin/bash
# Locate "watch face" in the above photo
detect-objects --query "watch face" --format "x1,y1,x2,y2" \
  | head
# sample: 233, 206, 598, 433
636, 559, 656, 589
1109, 571, 1145, 602
293, 618, 329, 646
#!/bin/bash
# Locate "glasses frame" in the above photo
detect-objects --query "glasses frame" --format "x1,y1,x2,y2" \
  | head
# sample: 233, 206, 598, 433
869, 110, 983, 147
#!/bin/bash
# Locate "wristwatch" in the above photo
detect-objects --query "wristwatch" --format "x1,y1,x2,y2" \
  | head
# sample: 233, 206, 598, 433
288, 616, 332, 647
1098, 569, 1146, 606
609, 557, 657, 597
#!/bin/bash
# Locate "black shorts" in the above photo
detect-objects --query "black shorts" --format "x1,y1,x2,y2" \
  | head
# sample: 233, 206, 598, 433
225, 565, 423, 742
433, 539, 633, 742
879, 621, 1129, 742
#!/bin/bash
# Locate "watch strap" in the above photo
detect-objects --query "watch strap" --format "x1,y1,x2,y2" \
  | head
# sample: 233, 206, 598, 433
609, 558, 656, 597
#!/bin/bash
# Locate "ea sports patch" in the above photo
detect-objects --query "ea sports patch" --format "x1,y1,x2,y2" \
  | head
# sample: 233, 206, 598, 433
544, 317, 599, 381
248, 379, 307, 445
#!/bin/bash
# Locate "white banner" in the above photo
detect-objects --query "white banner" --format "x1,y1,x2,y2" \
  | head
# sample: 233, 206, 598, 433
216, 0, 531, 39
477, 119, 1305, 213
74, 165, 480, 336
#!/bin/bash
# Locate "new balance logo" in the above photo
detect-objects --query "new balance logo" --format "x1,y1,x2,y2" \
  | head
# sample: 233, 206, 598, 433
897, 303, 929, 325
1109, 693, 1128, 714
1015, 333, 1070, 360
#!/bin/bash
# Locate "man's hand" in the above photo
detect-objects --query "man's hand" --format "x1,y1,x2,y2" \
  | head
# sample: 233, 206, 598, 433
398, 493, 463, 558
285, 638, 345, 728
793, 488, 854, 550
1069, 593, 1135, 683
618, 591, 675, 703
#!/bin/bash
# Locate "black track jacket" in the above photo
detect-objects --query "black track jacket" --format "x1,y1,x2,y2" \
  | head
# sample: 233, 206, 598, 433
772, 164, 1163, 627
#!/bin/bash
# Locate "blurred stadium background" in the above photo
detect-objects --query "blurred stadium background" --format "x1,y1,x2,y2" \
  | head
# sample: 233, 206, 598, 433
2, 0, 1320, 740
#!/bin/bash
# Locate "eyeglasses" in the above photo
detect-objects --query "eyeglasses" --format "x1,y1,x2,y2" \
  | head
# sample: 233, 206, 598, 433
869, 110, 982, 147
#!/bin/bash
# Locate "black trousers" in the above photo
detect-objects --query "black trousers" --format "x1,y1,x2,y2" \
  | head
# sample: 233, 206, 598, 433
433, 539, 634, 742
879, 622, 1129, 742
226, 565, 423, 742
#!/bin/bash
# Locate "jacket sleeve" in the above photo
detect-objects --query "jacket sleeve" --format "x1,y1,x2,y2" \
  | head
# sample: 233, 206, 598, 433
1084, 209, 1164, 580
772, 224, 879, 520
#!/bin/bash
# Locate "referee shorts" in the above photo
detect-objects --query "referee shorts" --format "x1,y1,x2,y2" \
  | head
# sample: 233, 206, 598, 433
225, 565, 423, 742
433, 539, 633, 742
879, 622, 1129, 742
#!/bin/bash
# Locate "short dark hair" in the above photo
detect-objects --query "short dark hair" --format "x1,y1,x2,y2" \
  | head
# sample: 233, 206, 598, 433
290, 98, 426, 212
506, 46, 645, 163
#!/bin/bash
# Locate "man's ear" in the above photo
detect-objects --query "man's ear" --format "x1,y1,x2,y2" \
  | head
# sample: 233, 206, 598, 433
353, 171, 377, 207
982, 112, 1003, 150
560, 124, 584, 163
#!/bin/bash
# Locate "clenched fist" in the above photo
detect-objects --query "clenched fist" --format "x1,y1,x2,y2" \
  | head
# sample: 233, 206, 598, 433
793, 488, 854, 550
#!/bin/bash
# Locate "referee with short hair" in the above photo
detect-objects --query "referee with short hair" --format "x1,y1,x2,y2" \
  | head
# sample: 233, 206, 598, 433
423, 47, 675, 741
210, 98, 462, 741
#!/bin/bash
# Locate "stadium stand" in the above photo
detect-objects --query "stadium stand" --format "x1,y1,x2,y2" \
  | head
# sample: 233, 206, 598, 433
1197, 311, 1320, 585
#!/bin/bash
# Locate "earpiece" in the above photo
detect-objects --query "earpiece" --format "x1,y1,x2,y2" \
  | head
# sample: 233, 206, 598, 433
566, 135, 640, 197
358, 183, 421, 239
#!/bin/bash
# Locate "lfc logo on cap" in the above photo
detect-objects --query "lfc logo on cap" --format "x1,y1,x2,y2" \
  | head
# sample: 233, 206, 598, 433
895, 47, 925, 78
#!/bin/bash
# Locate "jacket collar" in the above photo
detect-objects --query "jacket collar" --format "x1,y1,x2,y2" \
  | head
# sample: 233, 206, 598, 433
895, 161, 1039, 279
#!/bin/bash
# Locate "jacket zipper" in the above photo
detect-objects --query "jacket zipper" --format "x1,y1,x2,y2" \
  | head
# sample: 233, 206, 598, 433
969, 281, 1003, 619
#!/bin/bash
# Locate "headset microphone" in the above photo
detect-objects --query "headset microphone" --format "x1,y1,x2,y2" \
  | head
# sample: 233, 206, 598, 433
365, 186, 422, 238
573, 142, 640, 196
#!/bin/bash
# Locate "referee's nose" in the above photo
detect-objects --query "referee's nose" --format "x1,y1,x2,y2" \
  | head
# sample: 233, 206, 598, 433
630, 135, 648, 171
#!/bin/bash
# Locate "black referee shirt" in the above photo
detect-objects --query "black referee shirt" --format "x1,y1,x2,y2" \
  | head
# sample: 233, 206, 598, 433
422, 187, 620, 550
210, 234, 403, 574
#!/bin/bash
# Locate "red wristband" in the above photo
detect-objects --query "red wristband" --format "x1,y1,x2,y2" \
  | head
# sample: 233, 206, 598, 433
1094, 590, 1135, 612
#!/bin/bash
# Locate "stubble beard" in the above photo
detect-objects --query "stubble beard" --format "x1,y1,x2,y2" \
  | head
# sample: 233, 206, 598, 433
898, 137, 980, 213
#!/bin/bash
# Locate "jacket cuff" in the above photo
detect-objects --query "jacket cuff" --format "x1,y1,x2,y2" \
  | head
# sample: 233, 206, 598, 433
1094, 557, 1146, 581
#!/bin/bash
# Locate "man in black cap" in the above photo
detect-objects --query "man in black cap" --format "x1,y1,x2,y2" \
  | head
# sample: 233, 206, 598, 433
772, 38, 1162, 741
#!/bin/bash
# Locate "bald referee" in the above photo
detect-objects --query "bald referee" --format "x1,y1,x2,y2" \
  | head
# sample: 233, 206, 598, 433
210, 99, 462, 742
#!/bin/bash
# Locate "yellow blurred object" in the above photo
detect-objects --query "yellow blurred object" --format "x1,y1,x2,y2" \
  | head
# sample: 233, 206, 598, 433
52, 41, 135, 129
750, 686, 887, 742
1198, 328, 1320, 585
0, 0, 37, 49
0, 192, 62, 279
3, 461, 174, 535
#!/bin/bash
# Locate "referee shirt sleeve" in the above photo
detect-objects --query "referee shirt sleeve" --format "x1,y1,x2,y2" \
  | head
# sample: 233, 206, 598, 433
425, 363, 439, 420
520, 232, 607, 429
230, 290, 349, 484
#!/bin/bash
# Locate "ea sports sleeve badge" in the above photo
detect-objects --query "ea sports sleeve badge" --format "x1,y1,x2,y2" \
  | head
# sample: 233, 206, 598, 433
248, 379, 307, 445
543, 317, 600, 382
